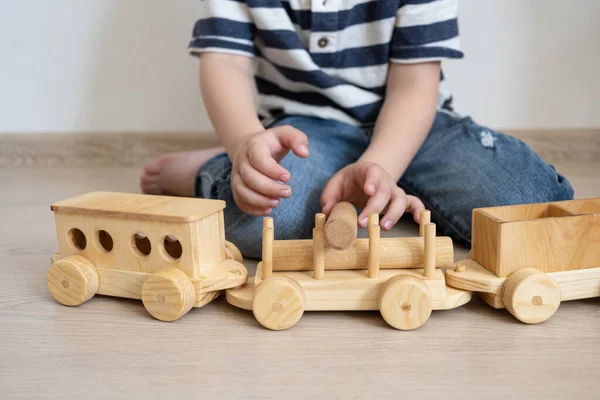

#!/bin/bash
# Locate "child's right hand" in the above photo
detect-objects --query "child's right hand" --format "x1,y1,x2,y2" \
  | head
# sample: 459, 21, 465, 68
231, 125, 309, 216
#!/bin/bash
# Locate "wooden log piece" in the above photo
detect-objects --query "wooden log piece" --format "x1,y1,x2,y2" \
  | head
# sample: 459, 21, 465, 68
272, 236, 454, 271
323, 202, 358, 250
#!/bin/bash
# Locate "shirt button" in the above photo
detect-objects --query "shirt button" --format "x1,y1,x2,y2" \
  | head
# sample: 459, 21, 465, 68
318, 37, 329, 48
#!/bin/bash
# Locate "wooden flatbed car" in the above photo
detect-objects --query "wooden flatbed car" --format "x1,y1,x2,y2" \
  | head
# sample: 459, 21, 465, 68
227, 207, 471, 330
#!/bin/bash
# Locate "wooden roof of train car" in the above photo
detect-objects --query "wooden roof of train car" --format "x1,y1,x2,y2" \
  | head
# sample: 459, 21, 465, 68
51, 192, 226, 223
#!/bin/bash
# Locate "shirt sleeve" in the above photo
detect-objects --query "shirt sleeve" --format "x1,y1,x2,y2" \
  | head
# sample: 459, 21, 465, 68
390, 0, 464, 63
189, 0, 255, 58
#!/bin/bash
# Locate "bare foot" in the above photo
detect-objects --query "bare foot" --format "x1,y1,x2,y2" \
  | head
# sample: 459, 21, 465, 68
140, 147, 226, 197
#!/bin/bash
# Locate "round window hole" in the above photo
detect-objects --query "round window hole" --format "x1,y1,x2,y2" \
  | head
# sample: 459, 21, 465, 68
68, 228, 87, 250
97, 230, 113, 252
133, 233, 151, 256
163, 235, 182, 260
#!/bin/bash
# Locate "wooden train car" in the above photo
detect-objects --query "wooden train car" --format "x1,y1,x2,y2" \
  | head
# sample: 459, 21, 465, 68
446, 198, 600, 324
226, 204, 471, 330
47, 192, 247, 321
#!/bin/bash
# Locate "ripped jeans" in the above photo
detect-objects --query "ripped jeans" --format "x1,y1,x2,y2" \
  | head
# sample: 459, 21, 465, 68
195, 110, 574, 258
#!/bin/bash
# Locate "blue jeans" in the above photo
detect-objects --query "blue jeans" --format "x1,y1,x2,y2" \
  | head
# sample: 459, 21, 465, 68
195, 111, 574, 259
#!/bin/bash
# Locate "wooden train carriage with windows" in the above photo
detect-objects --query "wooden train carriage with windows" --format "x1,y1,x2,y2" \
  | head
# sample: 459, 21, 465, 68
47, 192, 247, 321
446, 198, 600, 324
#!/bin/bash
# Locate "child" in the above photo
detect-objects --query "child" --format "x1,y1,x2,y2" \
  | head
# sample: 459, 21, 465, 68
140, 0, 573, 259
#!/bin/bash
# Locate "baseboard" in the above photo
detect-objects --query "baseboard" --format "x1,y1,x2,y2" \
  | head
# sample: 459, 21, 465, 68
0, 129, 598, 167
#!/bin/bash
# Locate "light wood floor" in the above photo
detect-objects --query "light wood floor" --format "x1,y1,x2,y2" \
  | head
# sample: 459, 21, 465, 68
1, 131, 599, 400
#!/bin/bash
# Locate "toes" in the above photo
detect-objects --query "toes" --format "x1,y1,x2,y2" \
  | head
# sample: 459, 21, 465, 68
140, 182, 161, 195
140, 176, 161, 195
143, 160, 162, 175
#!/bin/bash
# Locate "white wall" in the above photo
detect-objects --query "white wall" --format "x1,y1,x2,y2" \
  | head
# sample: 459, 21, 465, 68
0, 0, 599, 133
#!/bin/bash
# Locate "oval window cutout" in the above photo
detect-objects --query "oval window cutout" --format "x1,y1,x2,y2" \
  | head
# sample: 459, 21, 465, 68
69, 228, 87, 250
97, 230, 113, 252
163, 235, 182, 260
133, 233, 151, 256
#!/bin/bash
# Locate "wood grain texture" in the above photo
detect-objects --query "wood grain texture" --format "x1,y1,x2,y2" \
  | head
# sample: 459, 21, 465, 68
546, 203, 578, 218
245, 263, 470, 312
423, 223, 436, 278
447, 259, 600, 306
1, 132, 599, 399
312, 214, 325, 279
501, 268, 561, 324
498, 210, 600, 276
141, 267, 196, 321
470, 199, 600, 277
367, 214, 380, 278
53, 210, 202, 277
323, 202, 357, 250
50, 255, 246, 306
252, 277, 305, 330
479, 292, 505, 309
470, 208, 500, 275
52, 191, 225, 222
271, 236, 454, 270
379, 275, 432, 330
227, 272, 471, 314
446, 259, 506, 295
47, 255, 99, 306
262, 217, 274, 279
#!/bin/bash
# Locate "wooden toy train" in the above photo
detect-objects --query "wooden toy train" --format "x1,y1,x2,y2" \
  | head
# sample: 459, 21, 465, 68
46, 192, 600, 329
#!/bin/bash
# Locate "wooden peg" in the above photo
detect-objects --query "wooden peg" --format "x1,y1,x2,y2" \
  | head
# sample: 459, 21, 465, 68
324, 202, 357, 250
313, 214, 326, 279
262, 218, 274, 279
368, 214, 380, 279
420, 210, 431, 237
424, 223, 436, 277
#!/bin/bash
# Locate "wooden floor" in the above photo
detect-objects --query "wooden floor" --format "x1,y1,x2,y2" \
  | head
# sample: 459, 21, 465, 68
1, 131, 599, 399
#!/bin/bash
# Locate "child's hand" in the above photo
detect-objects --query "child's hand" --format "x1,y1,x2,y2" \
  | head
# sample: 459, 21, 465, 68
320, 161, 425, 230
231, 125, 309, 216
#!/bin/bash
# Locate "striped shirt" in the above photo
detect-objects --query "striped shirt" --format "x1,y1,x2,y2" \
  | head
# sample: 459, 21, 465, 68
189, 0, 463, 127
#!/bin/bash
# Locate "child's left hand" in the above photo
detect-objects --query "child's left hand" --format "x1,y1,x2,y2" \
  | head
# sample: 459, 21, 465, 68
320, 161, 425, 230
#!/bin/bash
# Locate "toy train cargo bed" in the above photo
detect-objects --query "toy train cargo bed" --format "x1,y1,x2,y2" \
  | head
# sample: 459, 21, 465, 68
226, 264, 472, 312
470, 198, 600, 277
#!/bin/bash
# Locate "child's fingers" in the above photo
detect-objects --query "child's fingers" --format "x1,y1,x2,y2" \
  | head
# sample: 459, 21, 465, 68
380, 190, 407, 231
320, 173, 344, 215
232, 175, 280, 210
273, 125, 309, 158
357, 184, 391, 228
405, 195, 426, 223
361, 164, 382, 196
238, 204, 273, 217
248, 146, 292, 182
239, 164, 292, 199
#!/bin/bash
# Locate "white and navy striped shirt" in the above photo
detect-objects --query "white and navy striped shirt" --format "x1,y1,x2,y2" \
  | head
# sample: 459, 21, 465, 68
189, 0, 463, 127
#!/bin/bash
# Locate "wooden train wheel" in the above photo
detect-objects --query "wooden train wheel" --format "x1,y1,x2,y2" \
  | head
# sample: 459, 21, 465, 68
47, 256, 99, 306
379, 275, 432, 330
253, 277, 305, 330
225, 240, 243, 264
502, 268, 561, 324
142, 268, 195, 322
